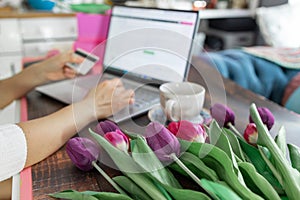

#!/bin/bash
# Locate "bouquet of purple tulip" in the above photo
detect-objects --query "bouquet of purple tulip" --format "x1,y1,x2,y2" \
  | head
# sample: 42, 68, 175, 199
50, 103, 300, 200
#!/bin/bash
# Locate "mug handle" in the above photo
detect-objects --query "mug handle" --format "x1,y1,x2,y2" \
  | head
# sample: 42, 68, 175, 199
165, 99, 179, 122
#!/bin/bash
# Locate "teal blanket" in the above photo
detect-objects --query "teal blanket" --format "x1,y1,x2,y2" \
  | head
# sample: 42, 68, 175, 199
198, 49, 300, 104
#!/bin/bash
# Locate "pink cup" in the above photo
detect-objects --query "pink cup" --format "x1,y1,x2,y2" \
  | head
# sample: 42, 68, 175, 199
76, 11, 111, 43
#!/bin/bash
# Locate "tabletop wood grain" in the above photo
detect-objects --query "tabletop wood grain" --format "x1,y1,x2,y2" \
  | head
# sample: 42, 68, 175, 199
27, 57, 300, 199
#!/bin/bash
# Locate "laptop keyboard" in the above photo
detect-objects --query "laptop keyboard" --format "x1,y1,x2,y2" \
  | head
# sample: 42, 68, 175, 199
110, 92, 159, 123
46, 73, 159, 122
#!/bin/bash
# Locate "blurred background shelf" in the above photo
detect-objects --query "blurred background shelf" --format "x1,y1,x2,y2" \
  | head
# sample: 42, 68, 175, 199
199, 8, 254, 19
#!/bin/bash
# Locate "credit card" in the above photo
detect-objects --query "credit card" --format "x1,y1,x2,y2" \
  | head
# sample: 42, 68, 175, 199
65, 48, 99, 75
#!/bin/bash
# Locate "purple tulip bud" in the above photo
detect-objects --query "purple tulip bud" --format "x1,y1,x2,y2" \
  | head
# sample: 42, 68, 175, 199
168, 120, 207, 143
104, 129, 129, 153
249, 107, 274, 130
210, 103, 235, 128
95, 120, 120, 136
66, 137, 100, 171
145, 122, 180, 162
243, 123, 258, 145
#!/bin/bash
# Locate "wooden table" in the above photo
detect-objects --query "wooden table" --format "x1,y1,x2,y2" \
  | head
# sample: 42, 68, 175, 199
28, 57, 300, 199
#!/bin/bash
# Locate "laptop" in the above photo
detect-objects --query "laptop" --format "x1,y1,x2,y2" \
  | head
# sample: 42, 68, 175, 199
35, 5, 200, 123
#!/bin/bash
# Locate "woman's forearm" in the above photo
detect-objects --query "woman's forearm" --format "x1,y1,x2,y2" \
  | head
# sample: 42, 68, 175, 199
0, 178, 12, 200
0, 64, 47, 109
0, 93, 95, 200
0, 76, 133, 199
18, 100, 95, 168
0, 51, 78, 109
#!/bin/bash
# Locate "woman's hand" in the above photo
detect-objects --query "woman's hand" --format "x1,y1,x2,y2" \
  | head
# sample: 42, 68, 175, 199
81, 78, 135, 120
34, 50, 84, 82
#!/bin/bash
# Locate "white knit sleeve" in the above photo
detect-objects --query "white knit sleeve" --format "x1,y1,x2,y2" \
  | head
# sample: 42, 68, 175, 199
0, 124, 27, 182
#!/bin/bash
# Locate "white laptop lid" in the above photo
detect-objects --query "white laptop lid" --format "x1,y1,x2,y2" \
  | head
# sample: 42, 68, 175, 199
103, 6, 199, 83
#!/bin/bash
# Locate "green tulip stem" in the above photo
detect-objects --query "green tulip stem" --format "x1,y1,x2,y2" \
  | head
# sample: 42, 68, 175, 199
92, 161, 127, 195
227, 122, 243, 139
169, 153, 202, 187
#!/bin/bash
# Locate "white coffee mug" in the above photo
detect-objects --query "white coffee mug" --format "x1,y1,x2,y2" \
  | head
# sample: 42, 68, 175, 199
159, 82, 205, 122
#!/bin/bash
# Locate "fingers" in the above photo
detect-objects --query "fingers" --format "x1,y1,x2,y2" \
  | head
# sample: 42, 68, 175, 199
63, 67, 77, 78
82, 77, 139, 119
61, 50, 74, 63
92, 78, 135, 117
106, 78, 124, 88
124, 89, 135, 104
60, 50, 84, 68
61, 50, 83, 78
98, 78, 124, 92
71, 53, 85, 64
114, 87, 135, 104
65, 50, 84, 64
111, 83, 135, 113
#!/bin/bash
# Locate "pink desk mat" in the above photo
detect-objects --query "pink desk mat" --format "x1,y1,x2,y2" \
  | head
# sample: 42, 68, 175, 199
19, 58, 35, 200
19, 97, 32, 200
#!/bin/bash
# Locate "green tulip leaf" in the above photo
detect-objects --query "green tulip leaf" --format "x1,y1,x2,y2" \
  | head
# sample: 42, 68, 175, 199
201, 179, 242, 200
123, 130, 140, 140
222, 128, 246, 162
161, 183, 211, 200
91, 193, 132, 200
238, 162, 281, 200
89, 129, 168, 200
131, 136, 182, 188
258, 146, 284, 186
113, 176, 152, 200
169, 159, 215, 181
288, 143, 300, 172
152, 180, 173, 200
179, 139, 263, 200
280, 196, 289, 200
209, 120, 245, 185
250, 103, 300, 199
49, 190, 132, 200
178, 152, 219, 181
275, 126, 287, 157
49, 190, 98, 200
238, 137, 284, 193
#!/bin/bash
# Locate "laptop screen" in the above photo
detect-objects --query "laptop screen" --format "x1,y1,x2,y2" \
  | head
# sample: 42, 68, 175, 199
103, 6, 199, 83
